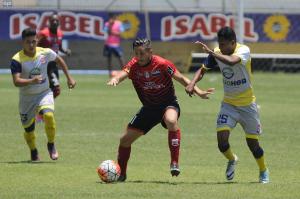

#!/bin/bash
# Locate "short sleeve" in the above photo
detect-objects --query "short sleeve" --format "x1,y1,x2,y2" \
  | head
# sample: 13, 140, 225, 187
203, 54, 218, 69
47, 48, 57, 61
103, 22, 109, 32
234, 46, 250, 65
10, 59, 22, 74
164, 59, 177, 77
123, 58, 137, 79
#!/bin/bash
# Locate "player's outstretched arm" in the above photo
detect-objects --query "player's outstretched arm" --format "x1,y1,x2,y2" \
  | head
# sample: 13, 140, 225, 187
195, 41, 240, 66
185, 66, 206, 97
107, 70, 128, 86
173, 70, 214, 99
55, 55, 76, 89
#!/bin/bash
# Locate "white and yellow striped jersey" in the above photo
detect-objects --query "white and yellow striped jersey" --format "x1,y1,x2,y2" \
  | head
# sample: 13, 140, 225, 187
10, 47, 57, 95
203, 43, 255, 106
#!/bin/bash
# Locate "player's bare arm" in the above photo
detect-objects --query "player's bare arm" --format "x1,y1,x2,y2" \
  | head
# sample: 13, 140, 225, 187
107, 70, 128, 86
55, 56, 76, 89
173, 70, 214, 99
185, 66, 206, 96
195, 41, 241, 66
12, 73, 43, 87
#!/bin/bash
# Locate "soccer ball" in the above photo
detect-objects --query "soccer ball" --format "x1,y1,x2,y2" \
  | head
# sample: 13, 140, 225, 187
97, 160, 121, 183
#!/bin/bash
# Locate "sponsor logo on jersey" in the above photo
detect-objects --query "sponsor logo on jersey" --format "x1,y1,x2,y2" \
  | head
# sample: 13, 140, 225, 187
144, 71, 150, 78
151, 70, 161, 77
222, 67, 234, 79
223, 78, 247, 86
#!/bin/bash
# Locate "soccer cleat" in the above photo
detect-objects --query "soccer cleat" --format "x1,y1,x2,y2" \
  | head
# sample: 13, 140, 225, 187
117, 175, 127, 182
31, 149, 40, 162
47, 142, 59, 160
170, 162, 180, 177
259, 169, 270, 184
226, 154, 238, 181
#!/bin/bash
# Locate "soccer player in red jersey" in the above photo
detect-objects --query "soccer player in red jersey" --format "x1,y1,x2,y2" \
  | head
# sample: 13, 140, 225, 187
107, 38, 215, 181
37, 13, 71, 98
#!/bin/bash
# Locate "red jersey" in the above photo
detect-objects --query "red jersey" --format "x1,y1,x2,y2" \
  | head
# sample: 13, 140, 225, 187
123, 55, 178, 107
38, 28, 63, 53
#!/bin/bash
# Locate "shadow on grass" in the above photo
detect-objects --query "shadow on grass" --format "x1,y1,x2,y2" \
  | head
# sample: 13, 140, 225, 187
1, 160, 57, 164
96, 180, 259, 185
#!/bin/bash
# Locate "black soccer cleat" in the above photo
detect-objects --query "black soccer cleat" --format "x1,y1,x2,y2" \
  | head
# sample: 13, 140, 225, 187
30, 148, 40, 162
117, 175, 127, 182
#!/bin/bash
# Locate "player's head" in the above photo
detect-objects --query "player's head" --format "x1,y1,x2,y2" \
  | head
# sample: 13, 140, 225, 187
217, 26, 237, 55
132, 38, 152, 66
49, 13, 60, 30
22, 28, 37, 55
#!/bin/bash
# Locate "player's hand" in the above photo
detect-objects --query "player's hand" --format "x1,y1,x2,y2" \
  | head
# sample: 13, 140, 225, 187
67, 77, 76, 89
66, 49, 72, 56
107, 77, 119, 86
197, 88, 215, 99
31, 75, 43, 84
195, 41, 213, 54
185, 83, 195, 97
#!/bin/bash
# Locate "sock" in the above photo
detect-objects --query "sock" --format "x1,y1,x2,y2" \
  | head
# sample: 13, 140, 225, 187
223, 148, 236, 161
24, 132, 36, 150
43, 112, 56, 143
118, 146, 131, 176
256, 155, 267, 172
168, 129, 181, 164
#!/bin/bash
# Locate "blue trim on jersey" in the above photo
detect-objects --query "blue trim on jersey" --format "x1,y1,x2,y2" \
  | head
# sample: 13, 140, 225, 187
10, 59, 22, 74
204, 54, 218, 69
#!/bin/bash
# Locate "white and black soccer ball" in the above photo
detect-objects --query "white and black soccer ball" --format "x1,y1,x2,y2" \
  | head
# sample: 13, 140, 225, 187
97, 160, 121, 183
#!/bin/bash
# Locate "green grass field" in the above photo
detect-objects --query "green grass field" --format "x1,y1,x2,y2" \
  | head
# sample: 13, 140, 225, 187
0, 72, 300, 199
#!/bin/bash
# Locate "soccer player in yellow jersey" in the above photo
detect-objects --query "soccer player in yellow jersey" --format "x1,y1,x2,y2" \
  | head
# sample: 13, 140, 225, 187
10, 28, 76, 162
186, 27, 269, 183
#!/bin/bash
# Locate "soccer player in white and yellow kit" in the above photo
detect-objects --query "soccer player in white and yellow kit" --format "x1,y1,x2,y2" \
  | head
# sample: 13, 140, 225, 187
10, 28, 76, 162
186, 27, 269, 183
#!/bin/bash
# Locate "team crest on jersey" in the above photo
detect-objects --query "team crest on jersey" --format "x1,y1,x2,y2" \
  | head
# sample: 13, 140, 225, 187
167, 66, 174, 75
222, 67, 234, 79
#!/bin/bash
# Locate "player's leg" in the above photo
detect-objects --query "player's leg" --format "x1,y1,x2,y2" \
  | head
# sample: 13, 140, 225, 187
114, 46, 125, 68
240, 103, 269, 183
216, 102, 239, 180
117, 106, 160, 181
163, 106, 181, 177
47, 61, 60, 98
23, 119, 39, 162
20, 97, 40, 162
103, 45, 113, 77
38, 91, 58, 160
117, 128, 143, 181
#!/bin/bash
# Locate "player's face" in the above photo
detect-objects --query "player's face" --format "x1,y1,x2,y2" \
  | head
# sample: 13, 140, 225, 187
49, 15, 59, 29
218, 38, 236, 55
134, 46, 152, 66
22, 35, 37, 56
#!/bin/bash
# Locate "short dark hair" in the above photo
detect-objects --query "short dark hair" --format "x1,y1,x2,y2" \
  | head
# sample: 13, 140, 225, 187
21, 28, 36, 40
217, 26, 236, 42
132, 38, 151, 49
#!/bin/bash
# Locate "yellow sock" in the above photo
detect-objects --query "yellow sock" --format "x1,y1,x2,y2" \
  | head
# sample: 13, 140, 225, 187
223, 148, 235, 161
256, 155, 267, 172
43, 112, 56, 143
24, 132, 36, 150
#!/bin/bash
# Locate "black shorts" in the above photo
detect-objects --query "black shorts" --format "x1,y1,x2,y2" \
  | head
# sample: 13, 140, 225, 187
128, 101, 180, 134
47, 61, 59, 89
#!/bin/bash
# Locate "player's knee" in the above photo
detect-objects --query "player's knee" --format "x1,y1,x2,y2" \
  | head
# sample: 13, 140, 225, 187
53, 86, 61, 98
119, 136, 132, 147
43, 112, 56, 127
218, 142, 230, 153
164, 117, 177, 129
24, 122, 35, 133
251, 146, 264, 159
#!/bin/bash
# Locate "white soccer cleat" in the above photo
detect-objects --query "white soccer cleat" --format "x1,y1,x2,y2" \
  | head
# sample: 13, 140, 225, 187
226, 154, 238, 181
259, 169, 270, 184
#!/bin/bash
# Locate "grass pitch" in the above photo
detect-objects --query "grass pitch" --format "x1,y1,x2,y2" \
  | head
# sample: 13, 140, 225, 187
0, 72, 299, 199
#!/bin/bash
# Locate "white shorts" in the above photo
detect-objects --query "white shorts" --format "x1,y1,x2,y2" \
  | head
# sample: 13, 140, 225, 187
19, 89, 54, 127
216, 102, 262, 135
